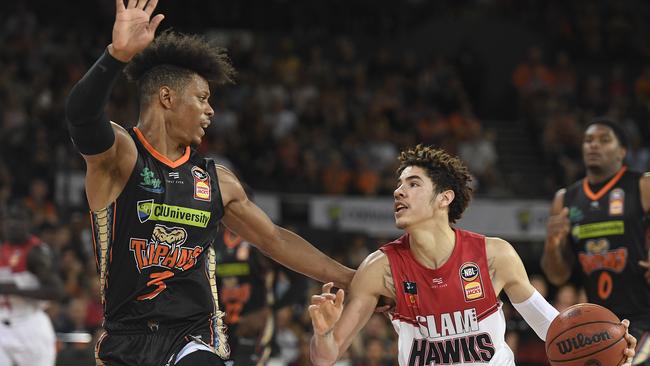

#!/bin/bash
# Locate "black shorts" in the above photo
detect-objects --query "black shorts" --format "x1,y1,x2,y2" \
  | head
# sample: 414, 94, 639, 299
95, 319, 224, 366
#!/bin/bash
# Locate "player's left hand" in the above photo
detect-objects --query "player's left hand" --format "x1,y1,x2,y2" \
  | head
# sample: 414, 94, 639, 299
621, 319, 637, 366
637, 260, 650, 284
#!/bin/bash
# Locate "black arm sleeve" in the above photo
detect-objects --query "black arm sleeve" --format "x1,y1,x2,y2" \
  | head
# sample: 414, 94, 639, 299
65, 48, 126, 155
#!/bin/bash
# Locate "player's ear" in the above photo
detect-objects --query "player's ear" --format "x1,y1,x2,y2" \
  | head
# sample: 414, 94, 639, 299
439, 189, 455, 208
159, 86, 174, 109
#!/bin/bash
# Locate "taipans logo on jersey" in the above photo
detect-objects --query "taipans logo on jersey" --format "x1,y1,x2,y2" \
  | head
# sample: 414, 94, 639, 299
129, 224, 203, 272
136, 200, 211, 228
579, 238, 627, 274
138, 167, 164, 194
460, 262, 484, 302
403, 281, 419, 306
192, 166, 211, 202
609, 188, 625, 216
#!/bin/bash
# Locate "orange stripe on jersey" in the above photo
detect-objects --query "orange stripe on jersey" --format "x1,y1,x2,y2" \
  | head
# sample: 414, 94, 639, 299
133, 127, 190, 168
583, 166, 627, 201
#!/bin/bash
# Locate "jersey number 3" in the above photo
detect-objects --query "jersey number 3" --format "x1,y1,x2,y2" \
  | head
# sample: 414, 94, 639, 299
137, 271, 175, 300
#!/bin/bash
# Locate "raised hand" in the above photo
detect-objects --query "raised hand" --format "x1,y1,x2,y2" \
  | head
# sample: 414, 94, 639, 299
309, 282, 344, 336
546, 207, 570, 249
621, 319, 637, 366
110, 0, 165, 62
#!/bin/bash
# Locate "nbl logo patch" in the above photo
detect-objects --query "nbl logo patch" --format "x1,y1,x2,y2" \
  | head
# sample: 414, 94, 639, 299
460, 262, 484, 302
192, 166, 211, 202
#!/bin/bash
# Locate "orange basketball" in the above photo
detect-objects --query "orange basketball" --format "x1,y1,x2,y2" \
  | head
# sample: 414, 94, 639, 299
546, 303, 627, 366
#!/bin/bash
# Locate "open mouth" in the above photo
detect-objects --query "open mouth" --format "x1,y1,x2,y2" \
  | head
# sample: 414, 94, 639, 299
395, 203, 407, 213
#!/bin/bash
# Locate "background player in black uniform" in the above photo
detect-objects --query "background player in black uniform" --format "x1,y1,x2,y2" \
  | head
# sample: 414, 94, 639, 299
215, 221, 307, 365
542, 119, 650, 365
64, 1, 354, 365
215, 184, 307, 366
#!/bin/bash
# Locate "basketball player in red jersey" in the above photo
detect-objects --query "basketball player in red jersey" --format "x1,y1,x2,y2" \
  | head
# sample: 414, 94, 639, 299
542, 119, 650, 365
308, 145, 637, 366
64, 1, 353, 365
0, 203, 64, 366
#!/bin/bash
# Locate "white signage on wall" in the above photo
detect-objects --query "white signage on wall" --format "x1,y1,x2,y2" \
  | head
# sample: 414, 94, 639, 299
310, 197, 550, 241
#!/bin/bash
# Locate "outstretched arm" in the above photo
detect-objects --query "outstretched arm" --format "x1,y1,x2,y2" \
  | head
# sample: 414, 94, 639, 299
66, 0, 165, 210
218, 166, 354, 289
540, 189, 574, 286
309, 251, 391, 366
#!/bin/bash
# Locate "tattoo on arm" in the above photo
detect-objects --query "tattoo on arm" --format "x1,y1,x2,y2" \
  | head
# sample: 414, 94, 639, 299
488, 255, 497, 285
383, 265, 396, 297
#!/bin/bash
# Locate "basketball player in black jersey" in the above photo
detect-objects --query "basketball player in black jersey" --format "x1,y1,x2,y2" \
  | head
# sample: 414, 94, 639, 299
64, 1, 353, 365
542, 119, 650, 365
215, 222, 307, 365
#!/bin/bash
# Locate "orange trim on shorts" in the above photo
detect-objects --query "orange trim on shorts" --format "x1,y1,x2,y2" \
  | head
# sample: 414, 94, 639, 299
133, 127, 190, 168
582, 166, 627, 201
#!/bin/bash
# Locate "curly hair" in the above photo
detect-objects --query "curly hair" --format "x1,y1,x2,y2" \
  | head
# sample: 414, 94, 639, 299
397, 144, 473, 223
124, 30, 236, 102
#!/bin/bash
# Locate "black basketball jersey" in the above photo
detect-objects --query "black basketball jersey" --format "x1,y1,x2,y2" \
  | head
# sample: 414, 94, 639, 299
214, 228, 271, 328
90, 127, 224, 326
564, 166, 650, 328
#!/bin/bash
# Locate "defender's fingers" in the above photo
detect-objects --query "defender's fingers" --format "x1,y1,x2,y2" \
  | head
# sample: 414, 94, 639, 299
334, 289, 345, 307
126, 0, 137, 9
116, 0, 126, 12
149, 14, 164, 32
143, 0, 159, 15
322, 282, 334, 293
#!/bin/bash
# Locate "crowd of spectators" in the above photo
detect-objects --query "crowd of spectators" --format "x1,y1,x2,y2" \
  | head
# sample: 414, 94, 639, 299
2, 1, 650, 365
510, 1, 650, 192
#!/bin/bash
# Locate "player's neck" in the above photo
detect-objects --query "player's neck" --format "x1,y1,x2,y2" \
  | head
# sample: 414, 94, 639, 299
137, 111, 187, 161
586, 163, 623, 184
407, 223, 456, 270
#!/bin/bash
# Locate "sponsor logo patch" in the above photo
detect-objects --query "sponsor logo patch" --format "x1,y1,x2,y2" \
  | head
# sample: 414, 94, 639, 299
192, 166, 211, 201
609, 188, 624, 216
460, 262, 484, 302
136, 200, 211, 228
138, 167, 164, 193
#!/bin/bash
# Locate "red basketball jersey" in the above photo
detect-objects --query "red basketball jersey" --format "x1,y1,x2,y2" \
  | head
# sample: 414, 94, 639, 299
381, 228, 515, 366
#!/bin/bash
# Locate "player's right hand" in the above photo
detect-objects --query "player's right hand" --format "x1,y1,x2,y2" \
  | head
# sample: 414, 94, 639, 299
110, 0, 165, 62
546, 207, 570, 249
309, 282, 344, 336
